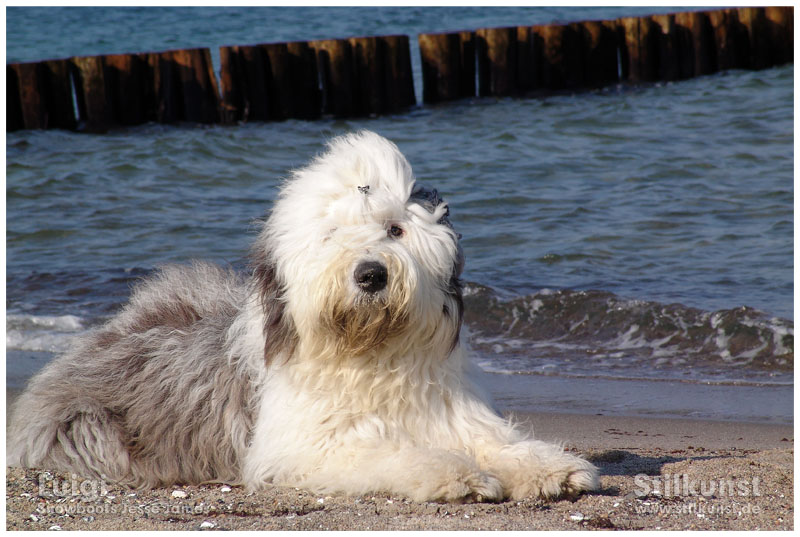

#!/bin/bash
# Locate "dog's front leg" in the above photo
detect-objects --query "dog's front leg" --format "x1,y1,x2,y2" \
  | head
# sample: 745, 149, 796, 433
296, 442, 505, 503
476, 438, 598, 500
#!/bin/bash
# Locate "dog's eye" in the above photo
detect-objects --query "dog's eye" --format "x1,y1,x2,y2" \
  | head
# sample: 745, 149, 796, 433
387, 224, 404, 238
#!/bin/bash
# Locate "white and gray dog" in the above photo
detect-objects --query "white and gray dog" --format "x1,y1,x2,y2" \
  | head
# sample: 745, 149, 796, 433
8, 131, 597, 502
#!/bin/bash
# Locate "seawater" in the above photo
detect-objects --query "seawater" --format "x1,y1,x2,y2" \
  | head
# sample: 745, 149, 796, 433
6, 7, 794, 423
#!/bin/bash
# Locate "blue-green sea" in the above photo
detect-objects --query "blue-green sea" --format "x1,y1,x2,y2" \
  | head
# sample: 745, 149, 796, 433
6, 7, 794, 422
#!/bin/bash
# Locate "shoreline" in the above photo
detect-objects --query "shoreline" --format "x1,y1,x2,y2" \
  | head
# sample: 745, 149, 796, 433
6, 411, 793, 531
480, 372, 793, 425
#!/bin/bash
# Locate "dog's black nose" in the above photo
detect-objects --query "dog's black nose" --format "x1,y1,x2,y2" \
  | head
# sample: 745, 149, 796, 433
354, 261, 388, 293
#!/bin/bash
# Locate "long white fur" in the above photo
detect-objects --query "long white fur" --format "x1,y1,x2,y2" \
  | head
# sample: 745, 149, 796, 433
8, 131, 597, 502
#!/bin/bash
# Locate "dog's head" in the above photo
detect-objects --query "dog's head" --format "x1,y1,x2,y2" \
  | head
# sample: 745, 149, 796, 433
253, 131, 464, 360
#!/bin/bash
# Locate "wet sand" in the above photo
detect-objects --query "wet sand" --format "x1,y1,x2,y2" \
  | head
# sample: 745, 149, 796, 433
6, 412, 793, 530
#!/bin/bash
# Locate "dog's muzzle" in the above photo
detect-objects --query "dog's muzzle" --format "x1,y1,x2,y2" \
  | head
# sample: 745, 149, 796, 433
354, 261, 388, 294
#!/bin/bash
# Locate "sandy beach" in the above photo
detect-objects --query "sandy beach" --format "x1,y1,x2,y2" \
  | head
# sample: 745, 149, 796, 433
6, 411, 793, 531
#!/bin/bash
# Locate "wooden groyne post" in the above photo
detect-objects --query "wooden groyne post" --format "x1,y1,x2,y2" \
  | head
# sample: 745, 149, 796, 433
7, 59, 76, 131
219, 41, 322, 122
418, 31, 475, 103
6, 7, 793, 132
418, 6, 793, 102
8, 47, 220, 132
219, 34, 414, 121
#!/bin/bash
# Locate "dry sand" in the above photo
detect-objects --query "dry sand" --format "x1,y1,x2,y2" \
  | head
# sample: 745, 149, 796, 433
6, 412, 793, 531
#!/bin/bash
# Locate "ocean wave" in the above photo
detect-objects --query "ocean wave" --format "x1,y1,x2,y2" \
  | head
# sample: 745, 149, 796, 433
4, 281, 793, 385
462, 283, 793, 383
6, 313, 87, 353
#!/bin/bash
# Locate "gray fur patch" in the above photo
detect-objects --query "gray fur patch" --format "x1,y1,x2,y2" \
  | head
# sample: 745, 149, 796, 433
251, 248, 299, 364
409, 184, 451, 227
410, 183, 465, 279
7, 263, 259, 487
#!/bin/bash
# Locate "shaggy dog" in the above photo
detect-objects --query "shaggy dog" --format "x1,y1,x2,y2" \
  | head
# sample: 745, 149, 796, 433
8, 131, 597, 502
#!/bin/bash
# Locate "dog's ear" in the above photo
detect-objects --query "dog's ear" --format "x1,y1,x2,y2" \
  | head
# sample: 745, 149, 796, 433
446, 275, 464, 353
251, 247, 298, 364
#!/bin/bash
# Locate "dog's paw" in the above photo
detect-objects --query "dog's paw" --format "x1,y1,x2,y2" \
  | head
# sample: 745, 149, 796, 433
460, 471, 504, 503
407, 453, 504, 503
505, 452, 598, 500
562, 459, 599, 496
424, 469, 504, 503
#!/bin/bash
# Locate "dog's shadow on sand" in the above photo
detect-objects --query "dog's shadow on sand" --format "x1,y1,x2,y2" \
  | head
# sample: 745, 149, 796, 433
583, 449, 730, 497
588, 449, 682, 476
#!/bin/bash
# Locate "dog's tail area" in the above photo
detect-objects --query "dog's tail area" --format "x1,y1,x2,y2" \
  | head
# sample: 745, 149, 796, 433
7, 388, 133, 483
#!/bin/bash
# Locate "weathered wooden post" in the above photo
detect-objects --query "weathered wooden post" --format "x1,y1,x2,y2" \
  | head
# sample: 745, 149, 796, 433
418, 31, 475, 103
310, 38, 354, 117
236, 45, 271, 121
617, 16, 660, 82
104, 53, 148, 126
8, 59, 77, 131
378, 34, 415, 112
264, 41, 323, 120
515, 26, 539, 94
345, 35, 417, 115
218, 46, 243, 123
170, 48, 220, 124
579, 20, 620, 87
8, 62, 46, 130
41, 59, 77, 130
349, 36, 384, 115
476, 26, 517, 96
533, 23, 586, 90
457, 31, 476, 98
136, 52, 159, 123
417, 32, 450, 102
261, 43, 294, 120
7, 65, 24, 131
71, 55, 112, 132
764, 6, 793, 65
6, 6, 795, 133
146, 51, 180, 124
737, 7, 770, 69
221, 41, 323, 122
286, 41, 322, 119
675, 10, 716, 77
738, 6, 794, 69
706, 8, 746, 71
618, 16, 642, 82
650, 14, 681, 80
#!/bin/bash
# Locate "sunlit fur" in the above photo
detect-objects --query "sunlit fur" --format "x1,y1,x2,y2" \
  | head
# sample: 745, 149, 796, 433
8, 131, 597, 502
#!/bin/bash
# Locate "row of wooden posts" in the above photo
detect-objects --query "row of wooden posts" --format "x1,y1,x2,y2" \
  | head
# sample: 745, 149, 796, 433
7, 49, 222, 131
421, 6, 793, 102
7, 6, 793, 133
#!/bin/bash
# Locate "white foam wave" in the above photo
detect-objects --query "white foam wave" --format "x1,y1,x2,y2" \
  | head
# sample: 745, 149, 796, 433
7, 313, 84, 331
6, 314, 86, 353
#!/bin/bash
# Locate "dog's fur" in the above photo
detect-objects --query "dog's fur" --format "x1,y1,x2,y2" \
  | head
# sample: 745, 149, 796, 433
8, 131, 597, 502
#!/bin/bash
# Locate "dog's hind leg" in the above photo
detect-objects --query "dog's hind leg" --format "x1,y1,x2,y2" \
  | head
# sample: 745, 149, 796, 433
53, 411, 133, 483
9, 400, 133, 485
